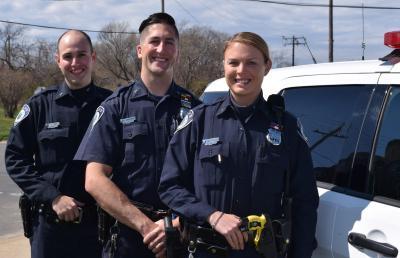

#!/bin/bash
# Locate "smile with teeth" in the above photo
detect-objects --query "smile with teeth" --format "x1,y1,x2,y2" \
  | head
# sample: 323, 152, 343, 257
153, 56, 167, 62
71, 68, 84, 75
235, 79, 250, 85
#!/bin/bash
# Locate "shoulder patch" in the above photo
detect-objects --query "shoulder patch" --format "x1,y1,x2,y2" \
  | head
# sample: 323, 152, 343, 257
14, 104, 30, 126
90, 106, 105, 131
175, 109, 194, 133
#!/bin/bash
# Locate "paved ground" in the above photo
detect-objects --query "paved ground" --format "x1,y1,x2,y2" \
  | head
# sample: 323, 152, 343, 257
0, 141, 30, 257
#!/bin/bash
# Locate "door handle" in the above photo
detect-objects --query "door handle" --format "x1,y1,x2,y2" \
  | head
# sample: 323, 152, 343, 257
348, 232, 398, 257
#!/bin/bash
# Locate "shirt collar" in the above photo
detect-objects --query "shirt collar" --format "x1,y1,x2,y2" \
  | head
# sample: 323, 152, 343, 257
55, 81, 100, 101
216, 91, 270, 118
130, 78, 179, 101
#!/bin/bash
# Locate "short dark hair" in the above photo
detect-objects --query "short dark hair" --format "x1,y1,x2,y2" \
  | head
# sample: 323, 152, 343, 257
139, 12, 179, 39
57, 30, 93, 53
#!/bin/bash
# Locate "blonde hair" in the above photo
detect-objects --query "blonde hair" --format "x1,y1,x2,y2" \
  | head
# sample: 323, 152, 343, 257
224, 32, 270, 63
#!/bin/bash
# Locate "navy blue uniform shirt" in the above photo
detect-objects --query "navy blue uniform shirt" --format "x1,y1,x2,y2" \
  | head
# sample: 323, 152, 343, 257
74, 79, 200, 258
75, 79, 201, 209
159, 93, 319, 257
5, 82, 112, 204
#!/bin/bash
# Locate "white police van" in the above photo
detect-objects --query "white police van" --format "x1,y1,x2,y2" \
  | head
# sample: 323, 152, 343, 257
200, 31, 400, 257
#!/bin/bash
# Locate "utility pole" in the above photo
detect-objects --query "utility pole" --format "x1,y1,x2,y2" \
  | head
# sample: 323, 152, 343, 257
329, 0, 333, 62
282, 36, 317, 66
161, 0, 165, 12
5, 35, 11, 65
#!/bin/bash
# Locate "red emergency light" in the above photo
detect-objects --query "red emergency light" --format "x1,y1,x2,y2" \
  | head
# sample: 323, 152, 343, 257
384, 31, 400, 49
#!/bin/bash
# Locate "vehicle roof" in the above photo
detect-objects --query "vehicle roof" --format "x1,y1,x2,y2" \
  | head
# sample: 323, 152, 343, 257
204, 59, 400, 96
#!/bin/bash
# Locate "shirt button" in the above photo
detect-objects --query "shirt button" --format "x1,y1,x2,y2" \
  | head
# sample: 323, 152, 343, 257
239, 127, 244, 131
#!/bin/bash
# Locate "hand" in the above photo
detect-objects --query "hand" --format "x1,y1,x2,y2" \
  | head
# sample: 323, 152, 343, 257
143, 219, 166, 258
208, 211, 248, 250
52, 195, 84, 222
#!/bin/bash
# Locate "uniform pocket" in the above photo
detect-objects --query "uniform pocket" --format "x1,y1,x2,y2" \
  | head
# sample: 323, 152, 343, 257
198, 143, 229, 187
255, 144, 286, 194
37, 127, 70, 166
122, 122, 149, 163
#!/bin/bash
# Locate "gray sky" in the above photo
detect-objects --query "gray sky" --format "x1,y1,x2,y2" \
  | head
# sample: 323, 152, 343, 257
1, 0, 399, 65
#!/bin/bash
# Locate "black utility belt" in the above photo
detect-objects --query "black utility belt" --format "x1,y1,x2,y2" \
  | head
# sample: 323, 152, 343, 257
33, 203, 97, 224
131, 201, 168, 221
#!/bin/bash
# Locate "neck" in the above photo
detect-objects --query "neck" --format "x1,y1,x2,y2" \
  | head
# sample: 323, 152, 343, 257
230, 92, 260, 107
65, 79, 91, 90
141, 71, 173, 96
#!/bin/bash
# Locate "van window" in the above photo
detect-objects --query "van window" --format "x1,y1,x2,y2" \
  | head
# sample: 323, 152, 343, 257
200, 91, 228, 104
282, 85, 374, 187
372, 86, 400, 201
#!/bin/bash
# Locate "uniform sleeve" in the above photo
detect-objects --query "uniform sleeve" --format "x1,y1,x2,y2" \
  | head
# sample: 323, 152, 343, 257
158, 111, 217, 225
289, 125, 319, 257
74, 98, 122, 167
5, 103, 61, 203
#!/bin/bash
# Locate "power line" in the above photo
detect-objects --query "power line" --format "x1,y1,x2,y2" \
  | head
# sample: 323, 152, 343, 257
0, 19, 138, 34
237, 0, 400, 9
172, 0, 201, 24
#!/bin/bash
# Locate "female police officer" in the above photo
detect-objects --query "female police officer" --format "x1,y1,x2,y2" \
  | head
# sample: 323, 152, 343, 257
158, 32, 318, 257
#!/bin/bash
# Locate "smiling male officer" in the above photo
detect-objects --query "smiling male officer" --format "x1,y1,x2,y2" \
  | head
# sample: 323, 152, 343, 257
74, 13, 200, 258
5, 30, 112, 258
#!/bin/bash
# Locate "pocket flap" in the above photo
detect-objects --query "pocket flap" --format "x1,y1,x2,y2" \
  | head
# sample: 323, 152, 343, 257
122, 123, 148, 140
38, 127, 69, 141
199, 143, 229, 160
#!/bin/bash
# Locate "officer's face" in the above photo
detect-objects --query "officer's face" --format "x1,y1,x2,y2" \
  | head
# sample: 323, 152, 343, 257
136, 23, 178, 77
224, 42, 271, 106
56, 31, 95, 89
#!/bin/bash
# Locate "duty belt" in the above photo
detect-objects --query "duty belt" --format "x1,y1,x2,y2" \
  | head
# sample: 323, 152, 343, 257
183, 222, 229, 256
33, 203, 97, 224
131, 201, 168, 221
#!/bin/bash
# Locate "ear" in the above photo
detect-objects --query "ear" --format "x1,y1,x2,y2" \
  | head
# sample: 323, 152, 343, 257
55, 53, 61, 68
136, 44, 142, 59
91, 50, 97, 62
264, 59, 272, 75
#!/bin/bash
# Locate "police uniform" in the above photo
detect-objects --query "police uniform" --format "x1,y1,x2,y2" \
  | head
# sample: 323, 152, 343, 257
5, 82, 112, 258
159, 93, 319, 258
74, 79, 200, 258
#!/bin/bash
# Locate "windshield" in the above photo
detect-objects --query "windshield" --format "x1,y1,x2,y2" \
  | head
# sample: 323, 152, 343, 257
200, 91, 228, 104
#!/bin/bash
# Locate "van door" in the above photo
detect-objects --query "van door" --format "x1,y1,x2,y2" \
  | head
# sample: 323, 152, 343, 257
344, 85, 400, 257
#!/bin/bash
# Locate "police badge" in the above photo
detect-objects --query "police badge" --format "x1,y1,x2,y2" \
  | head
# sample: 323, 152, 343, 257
266, 122, 282, 145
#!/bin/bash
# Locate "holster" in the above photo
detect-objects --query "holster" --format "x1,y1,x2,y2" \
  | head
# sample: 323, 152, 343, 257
181, 220, 229, 256
19, 195, 33, 238
97, 206, 116, 245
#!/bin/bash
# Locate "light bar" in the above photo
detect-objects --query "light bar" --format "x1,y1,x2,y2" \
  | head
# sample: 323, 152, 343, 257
384, 31, 400, 49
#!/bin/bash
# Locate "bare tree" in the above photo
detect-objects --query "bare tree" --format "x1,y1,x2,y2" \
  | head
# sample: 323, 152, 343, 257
0, 23, 32, 70
0, 68, 32, 117
96, 22, 138, 84
175, 26, 228, 95
271, 50, 291, 68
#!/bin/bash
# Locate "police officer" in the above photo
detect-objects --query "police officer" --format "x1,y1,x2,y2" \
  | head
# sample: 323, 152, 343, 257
158, 32, 319, 258
74, 13, 200, 258
5, 30, 112, 258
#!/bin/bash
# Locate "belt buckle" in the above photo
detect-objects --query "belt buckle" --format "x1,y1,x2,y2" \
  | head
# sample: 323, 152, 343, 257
73, 207, 83, 224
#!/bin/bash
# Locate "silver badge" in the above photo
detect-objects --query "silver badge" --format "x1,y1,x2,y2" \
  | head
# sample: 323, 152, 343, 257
90, 106, 105, 131
46, 122, 60, 129
266, 128, 282, 145
14, 104, 30, 126
120, 116, 136, 125
202, 137, 220, 146
175, 109, 194, 133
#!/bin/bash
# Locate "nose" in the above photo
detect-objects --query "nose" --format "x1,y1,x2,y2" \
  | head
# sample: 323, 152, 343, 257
237, 63, 245, 74
71, 56, 79, 65
156, 41, 166, 53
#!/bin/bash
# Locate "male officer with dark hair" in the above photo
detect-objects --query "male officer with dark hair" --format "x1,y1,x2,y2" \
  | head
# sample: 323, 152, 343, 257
74, 13, 200, 258
5, 30, 112, 258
